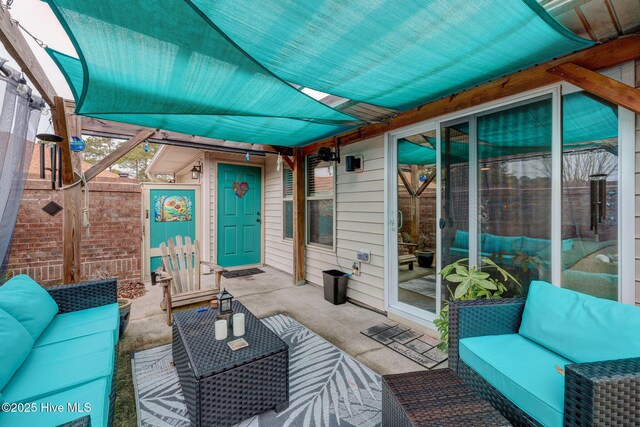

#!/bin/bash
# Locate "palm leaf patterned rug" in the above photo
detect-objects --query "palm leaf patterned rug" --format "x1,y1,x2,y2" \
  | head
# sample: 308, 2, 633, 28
132, 315, 382, 426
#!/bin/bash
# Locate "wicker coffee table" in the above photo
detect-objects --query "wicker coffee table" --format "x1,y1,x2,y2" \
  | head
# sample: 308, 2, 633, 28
382, 369, 511, 426
172, 301, 289, 427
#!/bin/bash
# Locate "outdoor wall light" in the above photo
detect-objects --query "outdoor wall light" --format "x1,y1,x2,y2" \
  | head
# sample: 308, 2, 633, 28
190, 164, 202, 180
480, 163, 491, 171
345, 155, 363, 172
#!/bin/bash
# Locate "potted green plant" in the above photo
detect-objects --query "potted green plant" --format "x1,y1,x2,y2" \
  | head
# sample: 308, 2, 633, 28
433, 257, 520, 352
415, 233, 434, 268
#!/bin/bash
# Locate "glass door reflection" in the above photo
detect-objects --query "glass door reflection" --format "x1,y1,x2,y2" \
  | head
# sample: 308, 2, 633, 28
396, 130, 438, 314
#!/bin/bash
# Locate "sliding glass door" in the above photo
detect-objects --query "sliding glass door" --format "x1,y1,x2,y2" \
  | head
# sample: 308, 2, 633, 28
475, 95, 553, 295
387, 77, 632, 327
394, 129, 438, 316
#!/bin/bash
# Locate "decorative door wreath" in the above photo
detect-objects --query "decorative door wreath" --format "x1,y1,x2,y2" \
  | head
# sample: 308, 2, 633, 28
232, 181, 249, 198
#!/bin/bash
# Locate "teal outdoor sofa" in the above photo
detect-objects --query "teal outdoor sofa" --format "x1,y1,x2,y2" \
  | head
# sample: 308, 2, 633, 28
449, 230, 573, 262
449, 281, 640, 426
0, 275, 119, 427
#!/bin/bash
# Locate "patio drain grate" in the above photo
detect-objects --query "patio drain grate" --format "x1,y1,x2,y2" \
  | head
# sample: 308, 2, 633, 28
361, 322, 447, 369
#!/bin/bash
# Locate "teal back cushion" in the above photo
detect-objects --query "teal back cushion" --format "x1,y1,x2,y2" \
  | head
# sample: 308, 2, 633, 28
482, 235, 523, 254
0, 307, 34, 391
0, 275, 58, 341
453, 230, 469, 248
520, 237, 550, 255
519, 281, 640, 363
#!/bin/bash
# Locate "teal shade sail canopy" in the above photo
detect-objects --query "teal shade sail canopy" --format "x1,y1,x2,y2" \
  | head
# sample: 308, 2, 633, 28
192, 0, 593, 111
49, 50, 354, 146
45, 0, 358, 125
398, 139, 436, 165
397, 92, 617, 165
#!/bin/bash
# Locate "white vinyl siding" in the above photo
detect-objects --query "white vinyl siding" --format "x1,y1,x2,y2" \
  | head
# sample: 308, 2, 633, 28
306, 137, 386, 311
262, 136, 386, 310
265, 155, 294, 274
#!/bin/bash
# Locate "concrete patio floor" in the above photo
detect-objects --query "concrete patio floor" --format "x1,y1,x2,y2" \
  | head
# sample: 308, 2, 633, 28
121, 265, 431, 375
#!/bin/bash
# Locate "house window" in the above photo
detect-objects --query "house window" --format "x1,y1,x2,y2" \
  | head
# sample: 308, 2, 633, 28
307, 154, 334, 248
282, 166, 293, 240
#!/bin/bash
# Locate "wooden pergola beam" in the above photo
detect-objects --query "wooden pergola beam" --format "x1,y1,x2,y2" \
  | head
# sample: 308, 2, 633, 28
398, 168, 414, 195
415, 169, 436, 197
74, 109, 274, 153
301, 35, 640, 156
281, 155, 294, 171
292, 148, 306, 285
84, 129, 155, 182
0, 7, 57, 106
548, 63, 640, 114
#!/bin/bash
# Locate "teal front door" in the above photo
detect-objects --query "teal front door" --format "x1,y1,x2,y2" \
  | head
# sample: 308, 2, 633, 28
217, 164, 262, 267
149, 188, 197, 273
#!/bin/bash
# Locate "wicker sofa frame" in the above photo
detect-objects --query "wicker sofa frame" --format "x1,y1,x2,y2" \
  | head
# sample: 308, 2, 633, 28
449, 298, 640, 426
45, 278, 119, 427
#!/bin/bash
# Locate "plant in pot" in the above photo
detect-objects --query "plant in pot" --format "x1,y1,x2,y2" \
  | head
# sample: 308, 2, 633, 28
433, 257, 520, 352
415, 233, 434, 268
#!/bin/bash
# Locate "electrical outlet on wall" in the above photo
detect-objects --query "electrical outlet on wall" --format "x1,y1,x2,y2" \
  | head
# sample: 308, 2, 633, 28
356, 249, 370, 263
351, 261, 361, 276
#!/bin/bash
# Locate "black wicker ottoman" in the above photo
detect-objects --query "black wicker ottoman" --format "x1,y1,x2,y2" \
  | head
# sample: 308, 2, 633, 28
382, 369, 511, 426
172, 301, 289, 427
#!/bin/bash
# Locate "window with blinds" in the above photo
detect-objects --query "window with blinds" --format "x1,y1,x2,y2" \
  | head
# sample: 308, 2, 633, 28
282, 166, 293, 240
307, 155, 334, 197
306, 154, 334, 248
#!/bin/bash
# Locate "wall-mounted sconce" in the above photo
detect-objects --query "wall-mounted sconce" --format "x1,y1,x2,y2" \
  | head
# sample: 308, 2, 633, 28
345, 155, 364, 173
480, 163, 490, 171
191, 164, 202, 180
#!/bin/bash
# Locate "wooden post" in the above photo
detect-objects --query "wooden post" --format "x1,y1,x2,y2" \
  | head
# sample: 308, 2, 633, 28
53, 96, 82, 283
292, 148, 306, 285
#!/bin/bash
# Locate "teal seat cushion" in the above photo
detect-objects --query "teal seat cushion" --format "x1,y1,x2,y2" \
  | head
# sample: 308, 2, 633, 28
0, 377, 109, 427
2, 331, 114, 403
35, 303, 120, 347
0, 275, 58, 340
520, 281, 640, 363
460, 334, 569, 427
0, 308, 34, 391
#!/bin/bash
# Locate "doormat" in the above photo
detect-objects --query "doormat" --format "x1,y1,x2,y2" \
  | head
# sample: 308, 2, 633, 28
132, 315, 382, 426
222, 268, 265, 279
361, 322, 447, 369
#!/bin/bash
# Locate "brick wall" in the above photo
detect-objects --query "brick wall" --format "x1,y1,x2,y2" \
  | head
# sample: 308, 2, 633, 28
7, 177, 142, 286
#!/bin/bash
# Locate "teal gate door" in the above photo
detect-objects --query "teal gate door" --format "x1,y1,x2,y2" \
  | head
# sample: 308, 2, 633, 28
149, 188, 197, 273
217, 164, 262, 267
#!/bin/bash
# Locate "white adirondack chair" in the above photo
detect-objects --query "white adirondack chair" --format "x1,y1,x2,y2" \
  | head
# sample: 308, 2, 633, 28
158, 235, 225, 325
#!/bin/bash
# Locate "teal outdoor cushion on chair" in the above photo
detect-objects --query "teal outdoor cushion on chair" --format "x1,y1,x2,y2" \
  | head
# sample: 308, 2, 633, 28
460, 333, 570, 427
520, 280, 640, 363
35, 303, 120, 347
0, 377, 110, 427
0, 308, 34, 391
1, 331, 114, 403
0, 275, 58, 340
